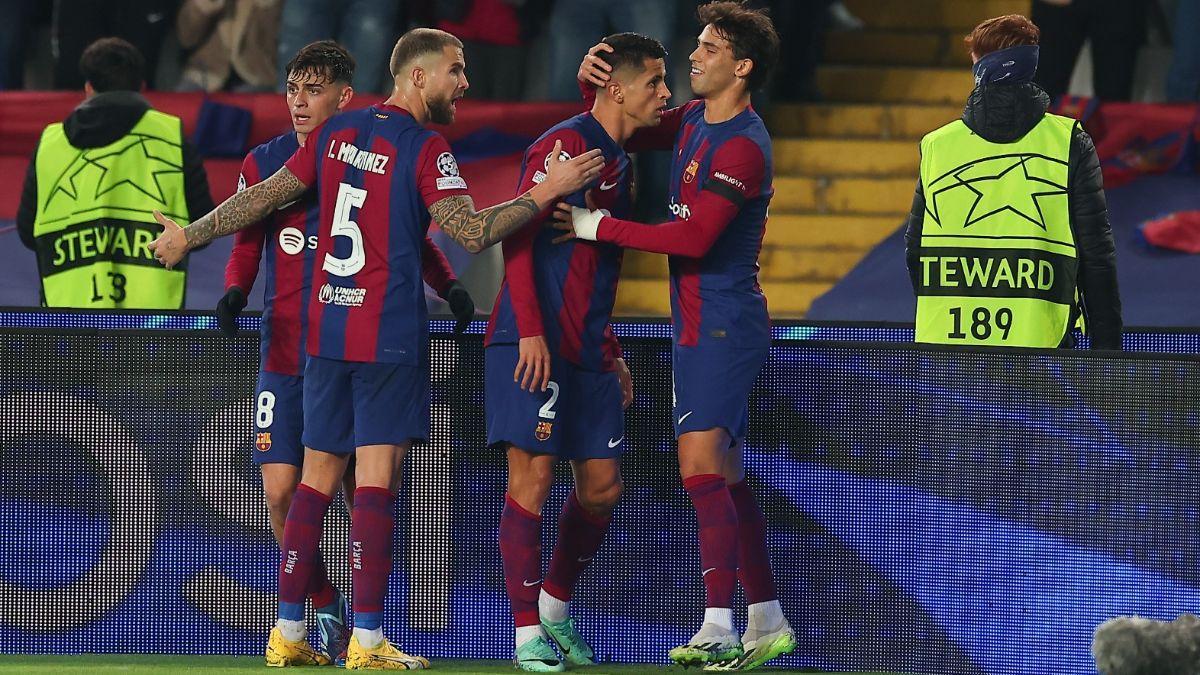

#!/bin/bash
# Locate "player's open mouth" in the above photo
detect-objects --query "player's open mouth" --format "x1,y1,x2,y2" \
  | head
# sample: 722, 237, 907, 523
690, 67, 702, 76
293, 114, 310, 125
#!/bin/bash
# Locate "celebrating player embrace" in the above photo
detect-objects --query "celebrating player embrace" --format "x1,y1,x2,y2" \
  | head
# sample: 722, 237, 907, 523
564, 2, 794, 670
150, 27, 604, 671
485, 33, 671, 672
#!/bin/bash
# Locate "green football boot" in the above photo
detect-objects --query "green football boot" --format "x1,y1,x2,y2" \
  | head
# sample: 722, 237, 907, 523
541, 616, 596, 667
515, 635, 566, 672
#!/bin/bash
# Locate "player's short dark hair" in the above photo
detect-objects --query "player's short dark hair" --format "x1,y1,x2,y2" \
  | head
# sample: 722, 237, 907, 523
79, 37, 144, 93
596, 32, 667, 85
285, 40, 355, 85
696, 1, 780, 91
389, 28, 464, 79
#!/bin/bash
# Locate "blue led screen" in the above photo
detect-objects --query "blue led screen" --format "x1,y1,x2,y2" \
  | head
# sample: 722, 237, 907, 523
0, 315, 1197, 674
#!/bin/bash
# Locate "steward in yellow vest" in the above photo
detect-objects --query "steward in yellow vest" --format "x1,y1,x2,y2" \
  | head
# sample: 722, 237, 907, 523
903, 16, 1122, 349
17, 38, 213, 309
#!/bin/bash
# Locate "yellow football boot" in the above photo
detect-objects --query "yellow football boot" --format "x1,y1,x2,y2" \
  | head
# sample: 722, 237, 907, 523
265, 626, 331, 667
345, 635, 430, 670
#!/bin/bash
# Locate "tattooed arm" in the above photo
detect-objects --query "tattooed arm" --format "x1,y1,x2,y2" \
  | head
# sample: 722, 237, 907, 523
428, 138, 605, 253
428, 192, 542, 254
149, 167, 309, 269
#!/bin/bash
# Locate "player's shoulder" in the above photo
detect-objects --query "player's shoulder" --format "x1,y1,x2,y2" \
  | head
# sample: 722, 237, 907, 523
718, 112, 771, 162
252, 131, 300, 163
531, 115, 591, 154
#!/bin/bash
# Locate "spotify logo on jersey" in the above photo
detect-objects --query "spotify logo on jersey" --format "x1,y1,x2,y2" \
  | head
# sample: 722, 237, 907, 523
277, 227, 317, 256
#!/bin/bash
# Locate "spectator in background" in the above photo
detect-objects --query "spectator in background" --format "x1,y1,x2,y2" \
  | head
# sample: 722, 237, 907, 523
16, 38, 213, 308
1167, 0, 1200, 101
176, 0, 281, 92
0, 0, 38, 89
1031, 0, 1146, 102
277, 0, 399, 93
51, 0, 176, 90
766, 0, 834, 102
545, 0, 677, 101
434, 0, 549, 100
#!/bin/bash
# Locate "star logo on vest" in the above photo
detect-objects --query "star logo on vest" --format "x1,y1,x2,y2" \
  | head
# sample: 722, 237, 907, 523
925, 154, 1068, 232
684, 159, 699, 184
47, 134, 184, 216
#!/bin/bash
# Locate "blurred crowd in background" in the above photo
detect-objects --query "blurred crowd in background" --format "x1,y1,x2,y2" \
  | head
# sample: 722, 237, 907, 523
0, 0, 863, 104
0, 0, 1190, 105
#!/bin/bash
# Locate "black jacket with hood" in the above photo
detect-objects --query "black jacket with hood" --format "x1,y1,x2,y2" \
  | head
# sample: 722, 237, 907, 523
902, 81, 1123, 350
16, 90, 214, 252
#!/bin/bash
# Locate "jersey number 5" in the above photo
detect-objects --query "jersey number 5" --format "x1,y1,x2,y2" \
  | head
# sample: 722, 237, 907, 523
323, 182, 367, 277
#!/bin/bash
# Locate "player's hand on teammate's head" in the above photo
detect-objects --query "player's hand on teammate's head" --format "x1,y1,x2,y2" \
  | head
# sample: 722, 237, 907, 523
541, 139, 605, 199
515, 335, 552, 392
215, 287, 248, 339
149, 210, 189, 269
614, 357, 633, 410
578, 42, 614, 87
441, 280, 475, 335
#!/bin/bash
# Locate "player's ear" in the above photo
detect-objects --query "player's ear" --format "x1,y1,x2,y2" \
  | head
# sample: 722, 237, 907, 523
607, 81, 623, 104
337, 85, 354, 110
411, 65, 426, 89
734, 58, 753, 81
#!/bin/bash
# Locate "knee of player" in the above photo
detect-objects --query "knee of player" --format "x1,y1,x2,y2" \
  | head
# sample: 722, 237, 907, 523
509, 463, 555, 508
263, 481, 297, 516
578, 478, 623, 514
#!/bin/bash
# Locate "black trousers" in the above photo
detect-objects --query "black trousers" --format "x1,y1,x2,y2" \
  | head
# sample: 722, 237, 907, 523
52, 0, 175, 89
1031, 0, 1145, 102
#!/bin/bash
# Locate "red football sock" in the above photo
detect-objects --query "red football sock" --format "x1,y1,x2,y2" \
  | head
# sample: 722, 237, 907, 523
544, 491, 611, 602
729, 479, 778, 604
350, 487, 395, 631
499, 494, 542, 627
307, 549, 338, 611
683, 474, 739, 609
278, 483, 332, 621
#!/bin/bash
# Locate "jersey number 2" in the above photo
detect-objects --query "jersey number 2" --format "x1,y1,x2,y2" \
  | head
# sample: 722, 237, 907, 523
323, 182, 367, 277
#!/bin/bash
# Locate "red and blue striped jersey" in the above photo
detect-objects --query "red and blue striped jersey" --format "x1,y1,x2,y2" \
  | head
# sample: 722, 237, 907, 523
485, 113, 629, 372
284, 105, 470, 364
595, 100, 773, 349
225, 132, 318, 376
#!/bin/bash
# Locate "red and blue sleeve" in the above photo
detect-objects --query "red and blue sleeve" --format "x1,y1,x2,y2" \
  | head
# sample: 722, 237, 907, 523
603, 324, 622, 360
420, 234, 457, 296
415, 134, 471, 210
282, 127, 320, 186
505, 129, 590, 338
595, 136, 765, 258
224, 153, 266, 292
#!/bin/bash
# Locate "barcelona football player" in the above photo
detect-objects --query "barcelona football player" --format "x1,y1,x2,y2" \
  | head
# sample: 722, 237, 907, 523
564, 2, 794, 670
215, 40, 474, 665
485, 33, 670, 672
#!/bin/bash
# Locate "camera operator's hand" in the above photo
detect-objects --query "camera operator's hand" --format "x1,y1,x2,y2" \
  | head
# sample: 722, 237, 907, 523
441, 280, 475, 335
215, 287, 247, 339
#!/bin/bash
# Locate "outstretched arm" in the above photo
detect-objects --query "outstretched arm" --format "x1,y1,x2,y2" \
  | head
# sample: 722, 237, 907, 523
150, 167, 309, 268
426, 138, 603, 253
427, 192, 543, 254
558, 136, 765, 258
